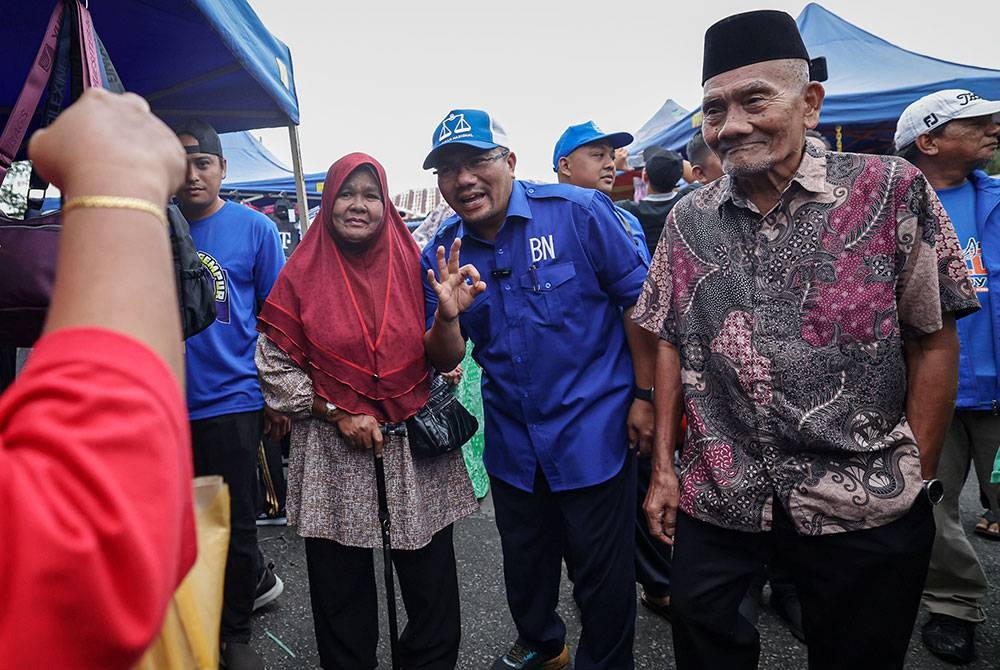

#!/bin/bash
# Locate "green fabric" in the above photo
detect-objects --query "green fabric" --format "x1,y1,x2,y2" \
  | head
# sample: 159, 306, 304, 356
992, 445, 1000, 484
456, 343, 489, 498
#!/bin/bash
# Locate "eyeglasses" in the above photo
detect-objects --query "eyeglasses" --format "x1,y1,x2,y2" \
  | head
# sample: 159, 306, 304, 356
433, 149, 509, 179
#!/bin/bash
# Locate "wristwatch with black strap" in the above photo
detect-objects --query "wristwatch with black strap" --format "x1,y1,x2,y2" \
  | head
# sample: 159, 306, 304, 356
922, 478, 944, 506
633, 386, 654, 403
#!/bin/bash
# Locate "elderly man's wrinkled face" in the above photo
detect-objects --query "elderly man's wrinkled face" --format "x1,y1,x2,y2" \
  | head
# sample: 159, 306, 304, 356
701, 59, 823, 179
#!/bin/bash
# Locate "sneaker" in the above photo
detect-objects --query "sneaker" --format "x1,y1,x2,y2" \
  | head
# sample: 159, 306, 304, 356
255, 510, 287, 526
253, 561, 284, 612
491, 643, 569, 670
220, 641, 264, 670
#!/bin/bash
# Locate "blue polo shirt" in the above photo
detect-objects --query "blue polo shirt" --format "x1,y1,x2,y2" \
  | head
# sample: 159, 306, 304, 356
421, 181, 648, 492
615, 205, 652, 263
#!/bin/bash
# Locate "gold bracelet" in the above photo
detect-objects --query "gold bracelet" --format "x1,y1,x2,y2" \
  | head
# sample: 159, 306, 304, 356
63, 195, 168, 228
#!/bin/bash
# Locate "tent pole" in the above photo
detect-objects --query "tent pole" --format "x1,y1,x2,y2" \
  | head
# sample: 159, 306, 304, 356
288, 124, 310, 233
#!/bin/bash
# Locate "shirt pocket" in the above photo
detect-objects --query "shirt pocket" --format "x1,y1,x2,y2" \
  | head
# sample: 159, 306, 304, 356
519, 261, 577, 327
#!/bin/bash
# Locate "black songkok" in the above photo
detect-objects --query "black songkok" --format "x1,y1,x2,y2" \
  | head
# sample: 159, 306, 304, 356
701, 10, 828, 84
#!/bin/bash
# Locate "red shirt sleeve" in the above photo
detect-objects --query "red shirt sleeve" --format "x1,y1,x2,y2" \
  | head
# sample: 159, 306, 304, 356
0, 328, 195, 669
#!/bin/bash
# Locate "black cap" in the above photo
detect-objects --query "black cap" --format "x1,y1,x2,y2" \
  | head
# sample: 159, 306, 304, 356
175, 119, 224, 159
702, 10, 827, 84
644, 149, 684, 192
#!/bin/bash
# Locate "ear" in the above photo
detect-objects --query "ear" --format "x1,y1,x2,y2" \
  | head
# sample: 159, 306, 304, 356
641, 168, 650, 185
557, 156, 572, 179
914, 133, 939, 157
506, 150, 517, 178
692, 165, 708, 185
803, 82, 825, 129
220, 157, 228, 180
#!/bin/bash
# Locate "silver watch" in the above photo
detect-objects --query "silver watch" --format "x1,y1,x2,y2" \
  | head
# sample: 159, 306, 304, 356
324, 401, 337, 420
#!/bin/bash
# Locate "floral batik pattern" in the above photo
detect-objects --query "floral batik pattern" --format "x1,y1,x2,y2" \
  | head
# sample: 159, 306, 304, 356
634, 144, 979, 535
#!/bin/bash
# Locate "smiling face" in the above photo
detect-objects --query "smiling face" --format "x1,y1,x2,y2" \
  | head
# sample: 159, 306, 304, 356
701, 59, 823, 181
558, 139, 617, 193
177, 134, 226, 219
329, 166, 385, 247
434, 144, 516, 238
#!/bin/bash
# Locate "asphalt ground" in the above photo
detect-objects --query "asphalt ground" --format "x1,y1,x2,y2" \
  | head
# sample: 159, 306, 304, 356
252, 470, 999, 669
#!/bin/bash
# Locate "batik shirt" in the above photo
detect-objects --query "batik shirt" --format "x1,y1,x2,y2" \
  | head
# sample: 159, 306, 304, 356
633, 143, 979, 535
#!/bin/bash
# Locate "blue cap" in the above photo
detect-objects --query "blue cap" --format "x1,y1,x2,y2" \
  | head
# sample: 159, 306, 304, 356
423, 109, 512, 170
552, 121, 633, 172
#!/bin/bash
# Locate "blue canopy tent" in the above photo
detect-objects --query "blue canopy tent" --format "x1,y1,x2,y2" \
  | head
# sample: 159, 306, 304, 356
3, 0, 312, 224
633, 2, 1000, 156
220, 131, 324, 209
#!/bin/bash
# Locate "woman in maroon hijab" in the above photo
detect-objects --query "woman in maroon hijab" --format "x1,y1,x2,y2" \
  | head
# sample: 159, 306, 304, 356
256, 153, 479, 669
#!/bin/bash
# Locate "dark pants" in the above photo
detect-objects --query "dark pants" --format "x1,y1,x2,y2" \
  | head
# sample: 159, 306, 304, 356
257, 434, 287, 516
190, 410, 263, 643
635, 456, 671, 599
671, 497, 935, 670
490, 456, 637, 670
304, 526, 461, 670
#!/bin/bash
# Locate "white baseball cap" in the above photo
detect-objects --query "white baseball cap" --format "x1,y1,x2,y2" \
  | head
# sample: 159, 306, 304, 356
894, 89, 1000, 151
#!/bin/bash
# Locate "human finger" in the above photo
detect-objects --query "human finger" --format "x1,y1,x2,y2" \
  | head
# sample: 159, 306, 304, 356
435, 245, 449, 281
447, 238, 462, 276
372, 425, 385, 458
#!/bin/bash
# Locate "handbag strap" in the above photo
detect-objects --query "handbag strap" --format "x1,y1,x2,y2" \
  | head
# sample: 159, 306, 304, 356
0, 0, 106, 184
0, 1, 65, 180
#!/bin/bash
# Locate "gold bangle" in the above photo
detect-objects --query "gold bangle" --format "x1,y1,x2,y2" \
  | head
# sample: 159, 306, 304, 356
63, 195, 168, 228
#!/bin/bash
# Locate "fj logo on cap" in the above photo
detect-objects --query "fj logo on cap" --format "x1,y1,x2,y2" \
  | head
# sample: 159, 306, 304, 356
923, 113, 939, 129
439, 113, 473, 142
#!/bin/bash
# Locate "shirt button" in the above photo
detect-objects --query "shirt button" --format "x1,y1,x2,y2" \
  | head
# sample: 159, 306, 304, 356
515, 356, 522, 363
504, 284, 511, 291
544, 282, 551, 289
527, 188, 535, 194
498, 248, 504, 254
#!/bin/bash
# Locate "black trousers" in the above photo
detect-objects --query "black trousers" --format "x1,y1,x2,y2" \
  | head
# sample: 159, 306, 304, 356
490, 456, 637, 670
635, 456, 671, 599
670, 496, 935, 670
190, 410, 263, 643
304, 526, 461, 670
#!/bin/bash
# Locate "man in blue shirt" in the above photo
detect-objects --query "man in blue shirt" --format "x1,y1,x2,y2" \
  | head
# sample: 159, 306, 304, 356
552, 120, 650, 262
175, 120, 287, 670
896, 89, 1000, 665
421, 109, 657, 670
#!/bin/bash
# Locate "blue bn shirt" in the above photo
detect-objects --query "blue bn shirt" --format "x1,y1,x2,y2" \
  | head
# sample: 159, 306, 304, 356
186, 201, 286, 420
422, 181, 649, 492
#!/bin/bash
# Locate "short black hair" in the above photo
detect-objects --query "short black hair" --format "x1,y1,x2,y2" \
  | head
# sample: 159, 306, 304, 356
686, 130, 711, 167
896, 125, 947, 164
645, 150, 684, 193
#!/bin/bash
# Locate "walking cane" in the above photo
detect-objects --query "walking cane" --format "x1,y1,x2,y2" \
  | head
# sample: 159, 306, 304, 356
375, 426, 404, 670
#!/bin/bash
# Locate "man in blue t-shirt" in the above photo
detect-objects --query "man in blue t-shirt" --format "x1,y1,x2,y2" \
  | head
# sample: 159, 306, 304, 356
552, 120, 650, 262
896, 89, 1000, 666
422, 109, 657, 670
175, 120, 286, 670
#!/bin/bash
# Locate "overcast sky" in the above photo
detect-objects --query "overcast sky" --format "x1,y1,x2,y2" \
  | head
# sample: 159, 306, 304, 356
246, 1, 1000, 194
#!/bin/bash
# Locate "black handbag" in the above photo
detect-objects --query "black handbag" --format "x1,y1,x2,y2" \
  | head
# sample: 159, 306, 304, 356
406, 375, 479, 459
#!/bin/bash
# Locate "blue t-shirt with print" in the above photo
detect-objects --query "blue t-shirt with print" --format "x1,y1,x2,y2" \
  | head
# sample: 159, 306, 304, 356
185, 201, 285, 420
940, 179, 996, 407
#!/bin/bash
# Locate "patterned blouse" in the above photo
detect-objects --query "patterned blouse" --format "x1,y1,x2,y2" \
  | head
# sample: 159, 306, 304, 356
633, 143, 979, 536
255, 336, 478, 550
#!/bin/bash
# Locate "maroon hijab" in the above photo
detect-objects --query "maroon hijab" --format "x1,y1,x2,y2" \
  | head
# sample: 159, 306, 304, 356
258, 153, 430, 422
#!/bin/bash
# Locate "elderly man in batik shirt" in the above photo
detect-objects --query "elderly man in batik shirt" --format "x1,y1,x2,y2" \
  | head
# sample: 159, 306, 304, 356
633, 10, 980, 670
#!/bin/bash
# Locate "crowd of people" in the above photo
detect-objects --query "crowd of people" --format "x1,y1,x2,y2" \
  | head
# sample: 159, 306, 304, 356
2, 7, 1000, 670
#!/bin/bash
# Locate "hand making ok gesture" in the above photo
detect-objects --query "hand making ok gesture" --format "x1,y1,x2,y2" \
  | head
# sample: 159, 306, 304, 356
426, 238, 487, 322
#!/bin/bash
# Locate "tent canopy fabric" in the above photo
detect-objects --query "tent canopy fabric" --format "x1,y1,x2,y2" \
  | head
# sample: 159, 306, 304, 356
627, 99, 688, 154
2, 0, 299, 148
220, 131, 324, 205
634, 2, 1000, 155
